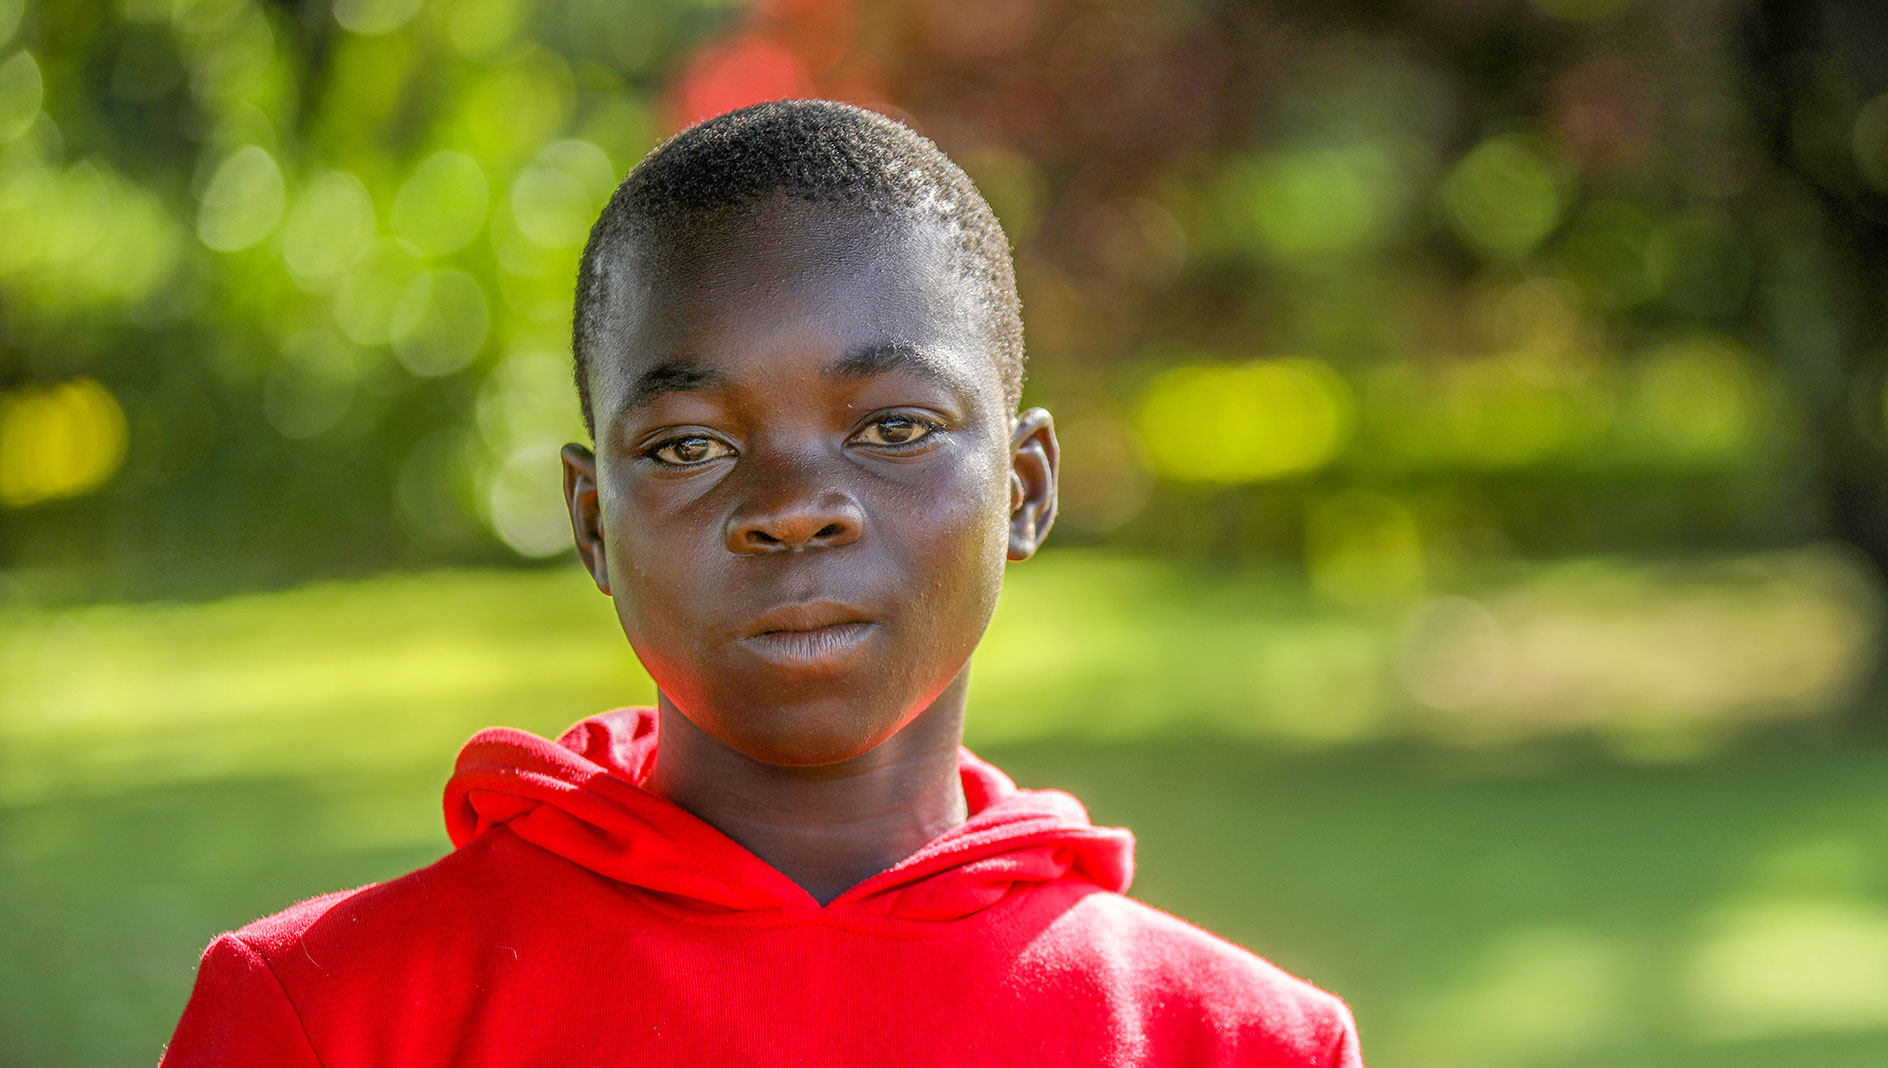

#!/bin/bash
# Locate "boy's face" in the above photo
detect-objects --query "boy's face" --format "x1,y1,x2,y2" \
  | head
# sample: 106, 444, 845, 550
562, 197, 1056, 767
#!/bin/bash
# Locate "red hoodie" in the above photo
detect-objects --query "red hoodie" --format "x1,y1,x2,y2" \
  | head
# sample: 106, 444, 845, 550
161, 709, 1363, 1066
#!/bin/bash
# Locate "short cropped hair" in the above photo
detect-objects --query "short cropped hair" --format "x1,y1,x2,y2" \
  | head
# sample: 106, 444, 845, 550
571, 100, 1025, 437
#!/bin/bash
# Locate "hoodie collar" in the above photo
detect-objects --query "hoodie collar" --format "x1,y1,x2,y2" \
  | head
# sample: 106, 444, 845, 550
444, 708, 1134, 922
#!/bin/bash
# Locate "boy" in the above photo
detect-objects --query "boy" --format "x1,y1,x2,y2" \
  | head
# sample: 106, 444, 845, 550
161, 100, 1364, 1067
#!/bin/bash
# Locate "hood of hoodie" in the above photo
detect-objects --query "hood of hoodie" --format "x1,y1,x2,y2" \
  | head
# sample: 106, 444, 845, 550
443, 708, 1135, 922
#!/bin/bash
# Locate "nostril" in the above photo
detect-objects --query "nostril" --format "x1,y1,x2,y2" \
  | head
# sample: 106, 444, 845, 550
727, 505, 862, 554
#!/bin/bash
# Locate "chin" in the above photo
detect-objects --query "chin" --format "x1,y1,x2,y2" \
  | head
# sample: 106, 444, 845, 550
705, 696, 904, 768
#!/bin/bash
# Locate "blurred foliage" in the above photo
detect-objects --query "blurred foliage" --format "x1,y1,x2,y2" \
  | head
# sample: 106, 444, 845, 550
8, 3, 1888, 1063
7, 546, 1878, 803
2, 0, 1887, 605
5, 551, 1888, 1066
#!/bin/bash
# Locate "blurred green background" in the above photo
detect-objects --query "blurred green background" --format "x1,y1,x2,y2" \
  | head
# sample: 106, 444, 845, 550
6, 0, 1888, 1064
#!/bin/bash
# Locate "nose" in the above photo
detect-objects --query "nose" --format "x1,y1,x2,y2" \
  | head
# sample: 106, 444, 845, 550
724, 479, 865, 554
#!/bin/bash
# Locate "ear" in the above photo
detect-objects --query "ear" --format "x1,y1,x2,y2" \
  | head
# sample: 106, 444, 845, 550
1007, 407, 1058, 561
561, 442, 611, 595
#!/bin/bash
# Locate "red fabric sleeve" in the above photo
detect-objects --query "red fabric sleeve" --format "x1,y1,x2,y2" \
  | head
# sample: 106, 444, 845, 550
1324, 998, 1364, 1068
159, 934, 324, 1068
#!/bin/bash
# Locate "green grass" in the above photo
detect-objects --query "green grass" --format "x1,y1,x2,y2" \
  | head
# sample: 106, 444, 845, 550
3, 548, 1886, 1067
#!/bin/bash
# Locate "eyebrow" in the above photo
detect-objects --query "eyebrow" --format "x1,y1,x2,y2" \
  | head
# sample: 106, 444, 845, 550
622, 360, 725, 411
827, 342, 977, 399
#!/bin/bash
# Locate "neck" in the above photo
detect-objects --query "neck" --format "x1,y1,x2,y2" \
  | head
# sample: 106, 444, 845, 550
645, 673, 971, 906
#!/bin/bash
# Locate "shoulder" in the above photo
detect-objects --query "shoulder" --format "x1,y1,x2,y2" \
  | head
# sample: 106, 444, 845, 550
223, 826, 586, 988
1068, 891, 1340, 1000
1026, 889, 1361, 1067
226, 886, 369, 951
161, 834, 530, 1067
165, 829, 630, 1066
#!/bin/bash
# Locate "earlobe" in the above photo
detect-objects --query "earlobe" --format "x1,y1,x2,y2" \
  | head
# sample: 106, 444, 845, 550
1007, 408, 1058, 562
560, 442, 611, 595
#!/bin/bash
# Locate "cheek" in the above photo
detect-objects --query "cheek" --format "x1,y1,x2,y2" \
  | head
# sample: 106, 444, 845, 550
598, 509, 723, 713
596, 479, 715, 650
896, 451, 1012, 630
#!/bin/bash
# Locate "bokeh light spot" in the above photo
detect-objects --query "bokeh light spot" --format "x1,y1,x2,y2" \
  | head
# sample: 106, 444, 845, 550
333, 241, 422, 345
1137, 358, 1353, 484
0, 378, 129, 507
1241, 144, 1401, 259
476, 349, 585, 453
0, 0, 23, 49
509, 139, 616, 248
577, 93, 656, 171
1442, 134, 1572, 259
395, 429, 480, 547
483, 440, 571, 557
1483, 276, 1585, 357
1396, 596, 1510, 711
262, 364, 354, 440
445, 0, 525, 60
264, 330, 358, 440
1686, 898, 1888, 1039
391, 151, 490, 257
280, 169, 376, 283
0, 156, 184, 306
196, 146, 285, 252
1849, 92, 1888, 195
333, 0, 423, 36
0, 48, 42, 142
671, 34, 810, 130
452, 50, 573, 164
1630, 334, 1757, 460
390, 269, 491, 377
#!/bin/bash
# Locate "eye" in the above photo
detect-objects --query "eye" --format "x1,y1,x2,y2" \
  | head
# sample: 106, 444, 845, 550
648, 435, 733, 466
852, 415, 939, 447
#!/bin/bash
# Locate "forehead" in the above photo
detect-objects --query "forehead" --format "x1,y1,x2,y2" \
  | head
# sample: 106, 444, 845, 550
586, 198, 1000, 411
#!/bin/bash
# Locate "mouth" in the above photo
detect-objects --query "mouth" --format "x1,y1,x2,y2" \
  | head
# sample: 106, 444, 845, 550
737, 602, 879, 667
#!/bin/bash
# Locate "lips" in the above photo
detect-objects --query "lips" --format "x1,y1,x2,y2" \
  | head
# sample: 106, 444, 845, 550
742, 600, 872, 637
738, 602, 878, 667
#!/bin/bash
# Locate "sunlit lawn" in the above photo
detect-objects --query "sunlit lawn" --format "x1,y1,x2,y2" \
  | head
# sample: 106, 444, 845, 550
3, 547, 1886, 1067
